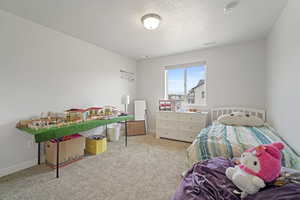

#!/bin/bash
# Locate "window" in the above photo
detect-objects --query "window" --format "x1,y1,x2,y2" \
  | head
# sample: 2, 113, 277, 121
201, 91, 205, 99
165, 62, 206, 105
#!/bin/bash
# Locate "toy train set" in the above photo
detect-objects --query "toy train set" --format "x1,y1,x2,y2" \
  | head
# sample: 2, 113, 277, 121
16, 106, 123, 130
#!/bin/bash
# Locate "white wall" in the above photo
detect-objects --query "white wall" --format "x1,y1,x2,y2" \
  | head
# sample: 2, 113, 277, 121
0, 10, 136, 177
266, 0, 300, 153
137, 40, 266, 131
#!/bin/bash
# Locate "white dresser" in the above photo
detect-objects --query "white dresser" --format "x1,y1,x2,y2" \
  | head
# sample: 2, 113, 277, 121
156, 111, 208, 142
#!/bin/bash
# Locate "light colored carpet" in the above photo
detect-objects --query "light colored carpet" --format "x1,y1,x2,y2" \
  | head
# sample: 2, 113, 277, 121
0, 135, 190, 200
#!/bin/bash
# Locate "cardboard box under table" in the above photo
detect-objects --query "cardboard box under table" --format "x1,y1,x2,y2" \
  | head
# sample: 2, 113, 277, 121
127, 120, 146, 136
45, 134, 85, 168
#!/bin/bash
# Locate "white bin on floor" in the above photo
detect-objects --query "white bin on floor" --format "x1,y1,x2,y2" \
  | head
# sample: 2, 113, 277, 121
80, 126, 105, 137
107, 123, 121, 142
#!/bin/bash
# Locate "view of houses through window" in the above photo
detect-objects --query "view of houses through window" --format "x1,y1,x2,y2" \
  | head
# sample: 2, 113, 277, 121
165, 63, 206, 106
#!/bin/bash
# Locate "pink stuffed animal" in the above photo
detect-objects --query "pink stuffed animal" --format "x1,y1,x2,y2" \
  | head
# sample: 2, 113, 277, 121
226, 142, 284, 198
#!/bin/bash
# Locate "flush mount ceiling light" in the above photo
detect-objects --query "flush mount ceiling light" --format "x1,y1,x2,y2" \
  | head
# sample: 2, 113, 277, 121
141, 13, 161, 30
224, 0, 240, 13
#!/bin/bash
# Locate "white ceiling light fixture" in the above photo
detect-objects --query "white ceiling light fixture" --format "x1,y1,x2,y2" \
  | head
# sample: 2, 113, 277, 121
141, 13, 162, 30
224, 0, 240, 13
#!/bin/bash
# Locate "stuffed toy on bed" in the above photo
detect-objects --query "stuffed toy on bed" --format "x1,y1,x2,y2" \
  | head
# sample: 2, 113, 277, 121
226, 142, 284, 198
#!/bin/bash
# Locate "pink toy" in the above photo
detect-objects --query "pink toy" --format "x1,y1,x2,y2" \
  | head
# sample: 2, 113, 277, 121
240, 142, 284, 182
226, 142, 284, 198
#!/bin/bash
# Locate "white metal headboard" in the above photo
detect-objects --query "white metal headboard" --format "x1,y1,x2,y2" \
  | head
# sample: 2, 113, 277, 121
211, 107, 266, 122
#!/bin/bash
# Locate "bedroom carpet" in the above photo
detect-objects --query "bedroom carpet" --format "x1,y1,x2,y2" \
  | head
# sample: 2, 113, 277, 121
0, 135, 190, 200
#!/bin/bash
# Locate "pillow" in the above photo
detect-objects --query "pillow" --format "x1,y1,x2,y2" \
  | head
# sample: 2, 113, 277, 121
217, 112, 264, 127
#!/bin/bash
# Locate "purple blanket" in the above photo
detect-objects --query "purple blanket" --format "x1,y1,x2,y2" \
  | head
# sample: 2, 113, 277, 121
172, 157, 300, 200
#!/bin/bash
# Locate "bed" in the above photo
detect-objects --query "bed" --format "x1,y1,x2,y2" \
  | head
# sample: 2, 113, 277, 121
186, 107, 300, 170
173, 157, 300, 200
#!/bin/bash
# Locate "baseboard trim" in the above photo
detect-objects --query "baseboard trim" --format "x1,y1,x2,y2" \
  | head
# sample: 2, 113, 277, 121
0, 159, 37, 178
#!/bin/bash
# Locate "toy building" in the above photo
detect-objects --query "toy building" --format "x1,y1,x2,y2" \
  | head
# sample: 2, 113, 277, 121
87, 107, 104, 119
65, 109, 89, 122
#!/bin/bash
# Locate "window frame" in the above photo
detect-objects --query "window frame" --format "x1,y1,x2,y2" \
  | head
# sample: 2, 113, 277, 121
164, 61, 207, 107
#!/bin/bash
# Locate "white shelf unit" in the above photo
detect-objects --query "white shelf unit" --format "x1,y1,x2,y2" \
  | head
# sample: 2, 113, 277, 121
156, 111, 208, 142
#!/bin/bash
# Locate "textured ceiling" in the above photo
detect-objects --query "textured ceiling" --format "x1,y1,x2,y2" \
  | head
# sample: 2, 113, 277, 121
0, 0, 287, 60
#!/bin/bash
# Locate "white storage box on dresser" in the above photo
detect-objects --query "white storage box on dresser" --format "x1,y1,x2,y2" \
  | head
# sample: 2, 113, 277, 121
156, 112, 208, 142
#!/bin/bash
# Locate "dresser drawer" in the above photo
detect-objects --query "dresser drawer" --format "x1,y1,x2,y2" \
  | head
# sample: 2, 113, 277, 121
177, 113, 206, 122
178, 122, 203, 132
156, 112, 178, 121
157, 128, 177, 139
156, 120, 178, 130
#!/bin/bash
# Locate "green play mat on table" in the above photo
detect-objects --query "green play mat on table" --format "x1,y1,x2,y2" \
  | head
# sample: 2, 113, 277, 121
18, 115, 134, 142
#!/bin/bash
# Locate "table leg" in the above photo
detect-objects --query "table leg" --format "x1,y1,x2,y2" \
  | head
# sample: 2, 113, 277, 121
144, 120, 147, 135
125, 121, 128, 147
38, 142, 41, 165
56, 139, 60, 178
106, 124, 108, 138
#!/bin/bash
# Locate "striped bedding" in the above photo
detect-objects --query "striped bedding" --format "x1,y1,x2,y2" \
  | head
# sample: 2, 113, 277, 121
186, 122, 300, 170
